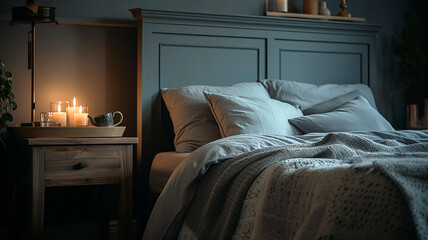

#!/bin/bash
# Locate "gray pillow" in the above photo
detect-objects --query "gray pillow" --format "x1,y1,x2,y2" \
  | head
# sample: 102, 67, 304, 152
162, 82, 270, 152
303, 90, 361, 115
259, 79, 378, 111
289, 96, 394, 133
204, 92, 303, 137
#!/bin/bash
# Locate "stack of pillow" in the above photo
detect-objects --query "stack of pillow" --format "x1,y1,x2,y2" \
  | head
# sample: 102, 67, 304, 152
162, 79, 394, 153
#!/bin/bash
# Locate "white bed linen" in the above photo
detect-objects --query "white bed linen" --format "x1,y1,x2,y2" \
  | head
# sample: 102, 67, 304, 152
144, 133, 333, 239
150, 152, 191, 194
143, 130, 428, 240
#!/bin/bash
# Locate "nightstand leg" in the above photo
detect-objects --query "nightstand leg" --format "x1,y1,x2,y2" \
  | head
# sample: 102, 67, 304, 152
119, 145, 133, 240
31, 147, 45, 240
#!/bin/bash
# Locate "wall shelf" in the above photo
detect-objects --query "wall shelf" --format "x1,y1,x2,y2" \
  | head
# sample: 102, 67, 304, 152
266, 11, 366, 23
0, 17, 136, 28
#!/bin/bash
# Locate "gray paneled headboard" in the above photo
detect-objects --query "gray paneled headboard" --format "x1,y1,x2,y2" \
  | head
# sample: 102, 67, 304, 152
130, 8, 380, 190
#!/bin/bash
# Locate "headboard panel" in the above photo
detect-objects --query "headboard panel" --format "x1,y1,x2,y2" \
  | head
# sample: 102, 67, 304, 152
276, 40, 368, 84
130, 8, 380, 191
158, 35, 265, 88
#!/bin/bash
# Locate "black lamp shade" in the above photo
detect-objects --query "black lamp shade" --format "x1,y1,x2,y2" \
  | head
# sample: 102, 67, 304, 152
11, 6, 56, 23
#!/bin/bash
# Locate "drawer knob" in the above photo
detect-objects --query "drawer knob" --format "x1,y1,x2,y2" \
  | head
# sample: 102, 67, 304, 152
73, 162, 89, 170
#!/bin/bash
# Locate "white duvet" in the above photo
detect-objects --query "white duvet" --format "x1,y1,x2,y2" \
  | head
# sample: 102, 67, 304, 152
143, 130, 428, 240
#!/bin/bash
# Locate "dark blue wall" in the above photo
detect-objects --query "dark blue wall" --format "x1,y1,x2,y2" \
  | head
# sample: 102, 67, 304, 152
0, 0, 267, 20
0, 0, 419, 129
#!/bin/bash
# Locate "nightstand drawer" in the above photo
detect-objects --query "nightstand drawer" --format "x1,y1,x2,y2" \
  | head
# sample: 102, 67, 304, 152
43, 145, 123, 186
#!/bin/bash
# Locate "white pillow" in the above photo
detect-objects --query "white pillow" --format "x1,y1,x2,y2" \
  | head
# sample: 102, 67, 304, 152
259, 79, 378, 111
162, 82, 270, 152
303, 90, 361, 115
204, 92, 303, 137
289, 96, 394, 133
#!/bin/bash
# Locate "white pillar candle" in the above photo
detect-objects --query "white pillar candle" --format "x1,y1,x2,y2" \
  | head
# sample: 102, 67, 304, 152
73, 105, 88, 126
68, 107, 79, 126
52, 112, 67, 127
67, 97, 79, 126
277, 0, 288, 12
52, 102, 67, 127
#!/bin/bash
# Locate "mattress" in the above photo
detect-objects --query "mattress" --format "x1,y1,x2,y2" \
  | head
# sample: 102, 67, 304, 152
149, 151, 190, 194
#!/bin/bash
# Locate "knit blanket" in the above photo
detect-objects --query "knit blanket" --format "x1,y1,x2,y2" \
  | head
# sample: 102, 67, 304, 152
142, 130, 428, 240
179, 133, 428, 240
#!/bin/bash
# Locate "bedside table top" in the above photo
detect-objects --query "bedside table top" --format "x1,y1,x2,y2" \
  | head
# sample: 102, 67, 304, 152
19, 137, 138, 146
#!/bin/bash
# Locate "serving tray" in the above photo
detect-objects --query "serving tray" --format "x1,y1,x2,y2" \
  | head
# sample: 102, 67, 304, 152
7, 126, 126, 138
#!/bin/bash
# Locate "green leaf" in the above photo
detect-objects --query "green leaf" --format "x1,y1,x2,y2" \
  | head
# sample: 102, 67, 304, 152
0, 69, 2, 75
11, 101, 17, 110
5, 72, 12, 78
0, 60, 5, 68
7, 102, 16, 111
4, 82, 10, 90
0, 90, 6, 99
2, 112, 13, 121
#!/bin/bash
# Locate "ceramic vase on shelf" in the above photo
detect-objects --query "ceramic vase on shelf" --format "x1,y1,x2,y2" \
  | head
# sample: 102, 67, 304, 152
407, 104, 420, 129
303, 0, 318, 15
423, 99, 428, 128
407, 99, 428, 129
276, 0, 288, 12
319, 1, 331, 16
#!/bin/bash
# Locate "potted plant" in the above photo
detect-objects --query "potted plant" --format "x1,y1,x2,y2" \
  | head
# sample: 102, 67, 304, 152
0, 59, 17, 147
0, 60, 18, 234
395, 12, 428, 129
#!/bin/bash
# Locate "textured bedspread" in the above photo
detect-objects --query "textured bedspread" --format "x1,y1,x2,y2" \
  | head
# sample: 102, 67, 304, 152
143, 130, 428, 240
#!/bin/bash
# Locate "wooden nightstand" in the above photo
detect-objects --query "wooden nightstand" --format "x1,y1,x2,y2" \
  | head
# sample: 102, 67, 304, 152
16, 137, 138, 240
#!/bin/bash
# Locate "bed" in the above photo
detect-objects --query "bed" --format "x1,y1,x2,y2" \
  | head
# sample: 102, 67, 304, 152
130, 9, 428, 240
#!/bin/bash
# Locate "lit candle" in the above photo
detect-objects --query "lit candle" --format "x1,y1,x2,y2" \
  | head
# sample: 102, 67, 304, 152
67, 97, 79, 126
74, 105, 88, 126
52, 102, 67, 127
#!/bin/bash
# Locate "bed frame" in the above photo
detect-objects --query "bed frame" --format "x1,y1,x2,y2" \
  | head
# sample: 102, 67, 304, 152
130, 8, 380, 215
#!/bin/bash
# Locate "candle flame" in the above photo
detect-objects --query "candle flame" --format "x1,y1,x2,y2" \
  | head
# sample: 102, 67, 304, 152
73, 97, 76, 107
57, 102, 61, 112
79, 105, 83, 113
